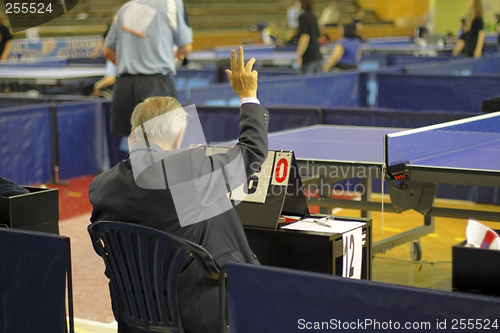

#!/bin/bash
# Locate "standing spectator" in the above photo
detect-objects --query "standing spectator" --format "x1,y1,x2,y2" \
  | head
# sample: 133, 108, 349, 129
285, 1, 302, 44
453, 16, 469, 56
352, 7, 365, 27
322, 23, 361, 71
415, 15, 429, 39
91, 22, 117, 98
103, 0, 193, 140
352, 7, 365, 41
287, 1, 302, 30
457, 15, 467, 37
262, 21, 281, 45
296, 0, 322, 74
460, 0, 484, 58
319, 2, 340, 27
91, 22, 112, 61
0, 13, 13, 61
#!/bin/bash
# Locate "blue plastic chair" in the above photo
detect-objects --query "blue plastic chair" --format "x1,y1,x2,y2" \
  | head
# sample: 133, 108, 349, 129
88, 221, 226, 333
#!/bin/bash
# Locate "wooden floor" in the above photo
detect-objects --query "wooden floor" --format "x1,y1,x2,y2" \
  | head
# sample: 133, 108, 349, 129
61, 195, 500, 333
368, 194, 500, 291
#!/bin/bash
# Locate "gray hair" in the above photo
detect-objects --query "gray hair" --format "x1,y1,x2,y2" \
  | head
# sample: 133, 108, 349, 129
130, 96, 187, 144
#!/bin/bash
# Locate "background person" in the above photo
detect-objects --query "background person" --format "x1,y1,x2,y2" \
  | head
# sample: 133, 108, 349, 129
262, 21, 282, 45
92, 60, 117, 97
103, 0, 193, 163
0, 13, 12, 61
322, 23, 361, 72
496, 13, 500, 52
415, 14, 428, 39
352, 7, 365, 27
319, 2, 340, 27
296, 0, 322, 74
452, 17, 469, 56
463, 0, 484, 58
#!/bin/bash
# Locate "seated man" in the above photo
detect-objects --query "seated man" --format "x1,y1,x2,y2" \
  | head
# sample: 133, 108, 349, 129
89, 46, 269, 333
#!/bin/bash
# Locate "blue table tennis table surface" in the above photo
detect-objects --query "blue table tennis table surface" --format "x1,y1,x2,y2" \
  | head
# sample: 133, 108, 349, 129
410, 139, 500, 172
362, 43, 454, 54
267, 125, 400, 165
268, 125, 500, 175
188, 50, 297, 64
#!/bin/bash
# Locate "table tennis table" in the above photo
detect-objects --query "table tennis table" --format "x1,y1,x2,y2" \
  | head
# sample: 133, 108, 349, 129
267, 117, 500, 259
188, 50, 298, 67
361, 43, 455, 56
0, 66, 105, 94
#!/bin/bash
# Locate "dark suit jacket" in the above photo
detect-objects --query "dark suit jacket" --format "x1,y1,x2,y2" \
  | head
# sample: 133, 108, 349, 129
89, 102, 269, 333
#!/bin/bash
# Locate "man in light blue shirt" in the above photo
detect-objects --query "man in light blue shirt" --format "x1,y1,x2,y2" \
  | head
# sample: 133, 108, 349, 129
104, 0, 193, 140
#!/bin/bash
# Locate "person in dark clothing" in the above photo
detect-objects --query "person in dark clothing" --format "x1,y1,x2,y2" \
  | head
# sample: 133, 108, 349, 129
496, 13, 500, 52
0, 14, 13, 61
352, 7, 365, 27
453, 17, 469, 56
0, 177, 29, 197
296, 0, 323, 74
89, 46, 269, 333
454, 0, 485, 58
415, 15, 428, 39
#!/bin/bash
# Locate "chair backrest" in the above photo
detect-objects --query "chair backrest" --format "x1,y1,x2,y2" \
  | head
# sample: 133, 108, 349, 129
88, 221, 221, 333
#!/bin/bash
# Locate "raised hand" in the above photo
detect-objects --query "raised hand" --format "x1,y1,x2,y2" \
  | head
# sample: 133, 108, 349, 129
225, 46, 258, 99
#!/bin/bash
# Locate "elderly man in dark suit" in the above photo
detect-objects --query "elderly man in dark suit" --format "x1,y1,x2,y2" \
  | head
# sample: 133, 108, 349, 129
89, 46, 269, 333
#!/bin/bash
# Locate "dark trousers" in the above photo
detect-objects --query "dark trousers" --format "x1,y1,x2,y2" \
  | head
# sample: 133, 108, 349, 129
111, 74, 177, 137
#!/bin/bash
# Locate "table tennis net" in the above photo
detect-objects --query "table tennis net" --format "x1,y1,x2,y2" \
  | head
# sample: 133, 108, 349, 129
385, 111, 500, 167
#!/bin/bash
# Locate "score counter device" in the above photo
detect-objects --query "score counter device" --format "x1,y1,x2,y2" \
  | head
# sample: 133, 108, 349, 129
204, 147, 309, 229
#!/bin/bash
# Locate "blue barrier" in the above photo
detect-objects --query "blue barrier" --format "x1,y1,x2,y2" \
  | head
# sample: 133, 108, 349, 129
405, 58, 476, 75
227, 262, 500, 333
0, 99, 105, 185
0, 228, 71, 333
388, 54, 451, 66
404, 54, 500, 75
196, 105, 321, 143
173, 68, 219, 103
56, 100, 104, 180
0, 104, 53, 185
191, 72, 360, 107
360, 67, 405, 106
322, 107, 477, 128
377, 73, 500, 112
255, 68, 298, 79
475, 54, 500, 74
360, 53, 389, 69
